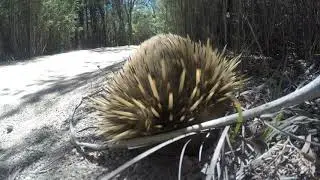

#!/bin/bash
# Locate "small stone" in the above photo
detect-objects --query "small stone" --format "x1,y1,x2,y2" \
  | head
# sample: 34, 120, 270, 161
6, 125, 13, 133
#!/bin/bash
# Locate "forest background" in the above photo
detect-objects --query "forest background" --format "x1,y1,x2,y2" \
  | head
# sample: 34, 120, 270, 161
0, 0, 319, 64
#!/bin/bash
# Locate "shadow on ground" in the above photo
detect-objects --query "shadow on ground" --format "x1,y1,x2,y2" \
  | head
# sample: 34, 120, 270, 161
0, 60, 126, 120
0, 125, 73, 180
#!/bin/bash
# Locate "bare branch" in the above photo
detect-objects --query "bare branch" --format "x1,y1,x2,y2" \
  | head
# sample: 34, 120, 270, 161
107, 75, 320, 149
100, 132, 196, 180
206, 126, 230, 179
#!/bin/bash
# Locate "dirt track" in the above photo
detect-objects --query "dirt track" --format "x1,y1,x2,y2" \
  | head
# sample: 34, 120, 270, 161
0, 46, 137, 179
0, 45, 199, 180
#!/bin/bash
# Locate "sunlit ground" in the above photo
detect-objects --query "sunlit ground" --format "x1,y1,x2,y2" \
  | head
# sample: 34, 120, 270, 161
0, 46, 136, 149
0, 46, 136, 104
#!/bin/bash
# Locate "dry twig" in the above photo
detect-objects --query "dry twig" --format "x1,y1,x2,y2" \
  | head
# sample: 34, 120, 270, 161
107, 75, 320, 148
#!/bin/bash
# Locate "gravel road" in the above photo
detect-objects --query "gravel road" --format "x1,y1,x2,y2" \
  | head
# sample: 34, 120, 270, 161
0, 46, 138, 179
0, 46, 196, 180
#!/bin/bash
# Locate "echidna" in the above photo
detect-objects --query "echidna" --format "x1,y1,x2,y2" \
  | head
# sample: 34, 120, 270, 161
89, 34, 243, 142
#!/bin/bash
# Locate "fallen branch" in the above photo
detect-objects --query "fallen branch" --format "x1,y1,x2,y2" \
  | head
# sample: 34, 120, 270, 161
107, 75, 320, 149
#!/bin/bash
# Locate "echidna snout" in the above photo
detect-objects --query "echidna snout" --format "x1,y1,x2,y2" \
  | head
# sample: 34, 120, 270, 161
89, 33, 242, 141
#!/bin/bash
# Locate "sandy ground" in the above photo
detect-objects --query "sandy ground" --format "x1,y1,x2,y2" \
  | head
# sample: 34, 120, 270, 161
0, 46, 142, 179
0, 46, 203, 180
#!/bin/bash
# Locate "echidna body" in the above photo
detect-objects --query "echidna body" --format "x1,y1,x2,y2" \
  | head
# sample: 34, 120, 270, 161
90, 34, 242, 141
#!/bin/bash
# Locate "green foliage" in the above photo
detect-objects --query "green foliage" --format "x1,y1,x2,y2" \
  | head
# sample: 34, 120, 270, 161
262, 112, 284, 140
132, 4, 161, 43
0, 0, 319, 62
154, 0, 181, 34
40, 0, 77, 33
230, 99, 244, 141
0, 0, 78, 59
39, 0, 78, 52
